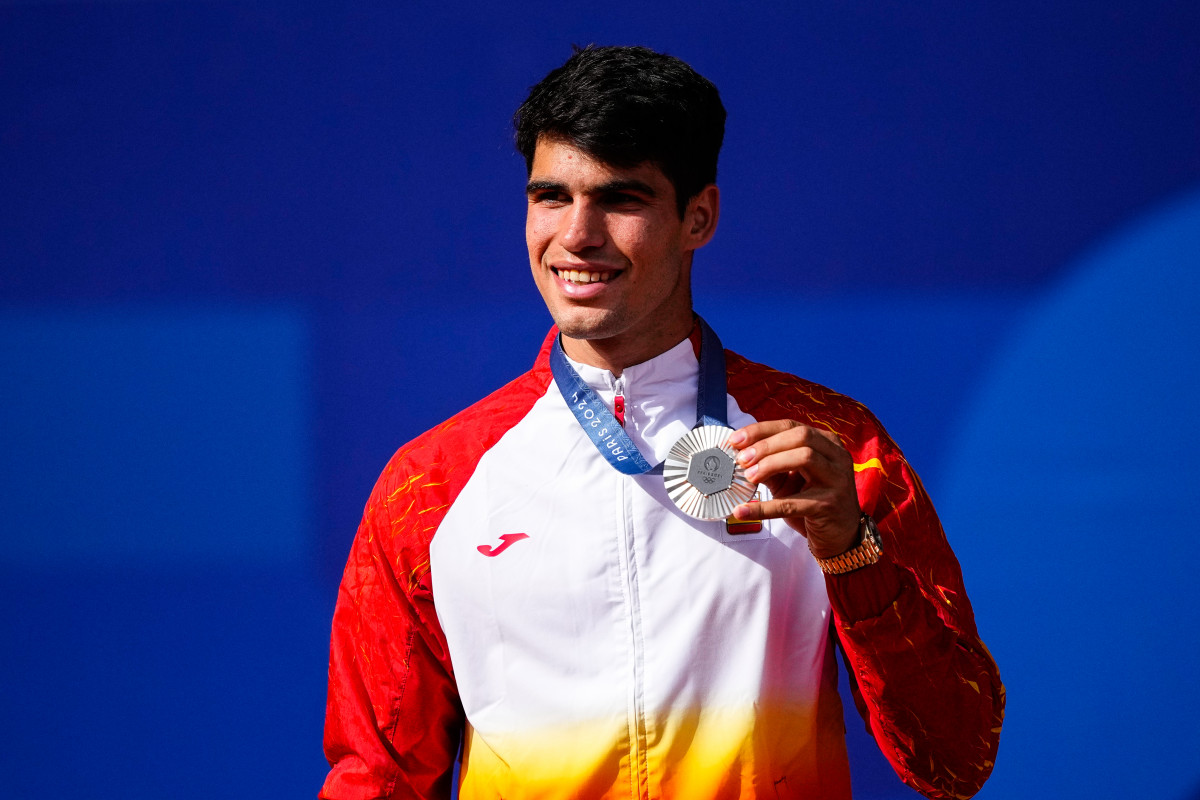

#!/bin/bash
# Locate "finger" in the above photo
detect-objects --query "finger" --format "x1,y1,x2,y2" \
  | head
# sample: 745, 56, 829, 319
728, 419, 799, 449
759, 470, 804, 502
736, 424, 848, 471
740, 424, 844, 463
808, 426, 846, 450
744, 444, 841, 486
730, 421, 844, 453
733, 495, 823, 522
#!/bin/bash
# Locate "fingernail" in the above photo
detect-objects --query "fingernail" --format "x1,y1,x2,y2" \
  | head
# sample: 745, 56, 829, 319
729, 431, 746, 446
745, 464, 759, 480
736, 447, 755, 465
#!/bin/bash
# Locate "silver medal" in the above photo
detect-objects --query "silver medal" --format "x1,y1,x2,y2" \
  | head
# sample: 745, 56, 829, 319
663, 425, 758, 520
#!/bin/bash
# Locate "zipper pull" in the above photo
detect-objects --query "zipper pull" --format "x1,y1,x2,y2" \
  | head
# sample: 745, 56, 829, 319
614, 376, 626, 427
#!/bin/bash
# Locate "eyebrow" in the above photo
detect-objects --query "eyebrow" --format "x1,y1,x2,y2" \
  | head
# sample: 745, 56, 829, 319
525, 180, 565, 196
593, 179, 658, 198
525, 178, 659, 198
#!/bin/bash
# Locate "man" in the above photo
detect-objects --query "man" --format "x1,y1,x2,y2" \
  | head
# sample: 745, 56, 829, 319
321, 46, 1003, 800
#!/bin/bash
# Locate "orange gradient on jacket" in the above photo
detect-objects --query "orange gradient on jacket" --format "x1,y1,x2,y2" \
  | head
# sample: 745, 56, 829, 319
457, 701, 850, 800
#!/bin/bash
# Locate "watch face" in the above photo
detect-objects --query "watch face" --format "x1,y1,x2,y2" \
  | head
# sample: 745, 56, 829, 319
862, 516, 882, 548
663, 425, 758, 520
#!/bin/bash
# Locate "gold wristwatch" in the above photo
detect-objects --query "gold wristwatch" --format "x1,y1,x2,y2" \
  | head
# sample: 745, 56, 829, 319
812, 514, 883, 575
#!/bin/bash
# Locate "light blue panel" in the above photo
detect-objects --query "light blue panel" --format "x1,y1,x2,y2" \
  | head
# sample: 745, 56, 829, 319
0, 306, 312, 565
940, 188, 1200, 799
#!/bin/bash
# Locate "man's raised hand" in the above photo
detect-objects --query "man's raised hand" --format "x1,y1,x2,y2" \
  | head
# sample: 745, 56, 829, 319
729, 421, 861, 559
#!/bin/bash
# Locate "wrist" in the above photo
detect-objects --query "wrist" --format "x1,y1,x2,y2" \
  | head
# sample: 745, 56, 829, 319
810, 514, 883, 574
807, 513, 865, 560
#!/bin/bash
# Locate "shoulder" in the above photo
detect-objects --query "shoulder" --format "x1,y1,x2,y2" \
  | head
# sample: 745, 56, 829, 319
724, 348, 912, 501
725, 349, 886, 445
348, 346, 554, 592
338, 330, 556, 601
366, 343, 555, 529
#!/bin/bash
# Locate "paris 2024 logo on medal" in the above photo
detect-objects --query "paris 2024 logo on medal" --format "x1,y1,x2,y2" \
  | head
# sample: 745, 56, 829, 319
688, 449, 736, 493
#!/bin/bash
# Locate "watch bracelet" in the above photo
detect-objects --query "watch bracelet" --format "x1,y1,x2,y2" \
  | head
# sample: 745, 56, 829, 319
812, 514, 883, 575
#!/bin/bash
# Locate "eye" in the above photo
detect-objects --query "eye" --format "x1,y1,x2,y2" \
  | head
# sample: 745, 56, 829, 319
531, 190, 569, 206
602, 192, 644, 208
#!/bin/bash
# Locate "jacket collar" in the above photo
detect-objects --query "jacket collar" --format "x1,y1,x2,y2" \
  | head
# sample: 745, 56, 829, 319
551, 328, 703, 465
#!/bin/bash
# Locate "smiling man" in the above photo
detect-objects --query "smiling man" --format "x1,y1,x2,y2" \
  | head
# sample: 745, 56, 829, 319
524, 139, 713, 373
321, 46, 1004, 800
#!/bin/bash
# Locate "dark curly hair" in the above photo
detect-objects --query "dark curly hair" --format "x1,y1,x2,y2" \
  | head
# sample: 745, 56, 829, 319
514, 45, 726, 216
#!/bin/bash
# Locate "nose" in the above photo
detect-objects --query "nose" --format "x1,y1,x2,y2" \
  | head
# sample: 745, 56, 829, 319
559, 199, 605, 252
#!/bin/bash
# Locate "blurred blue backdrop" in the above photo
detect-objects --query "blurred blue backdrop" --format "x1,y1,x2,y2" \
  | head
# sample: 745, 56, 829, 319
2, 2, 1197, 798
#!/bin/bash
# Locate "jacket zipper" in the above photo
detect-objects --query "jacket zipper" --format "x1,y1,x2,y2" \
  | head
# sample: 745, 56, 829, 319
614, 374, 627, 427
618, 472, 650, 799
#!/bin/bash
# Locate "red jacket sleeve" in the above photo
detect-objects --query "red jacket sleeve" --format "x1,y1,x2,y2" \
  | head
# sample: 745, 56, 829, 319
827, 417, 1004, 800
724, 352, 1004, 799
321, 352, 553, 799
320, 469, 464, 799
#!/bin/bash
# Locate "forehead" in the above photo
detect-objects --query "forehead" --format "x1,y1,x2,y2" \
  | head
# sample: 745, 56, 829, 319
529, 137, 673, 192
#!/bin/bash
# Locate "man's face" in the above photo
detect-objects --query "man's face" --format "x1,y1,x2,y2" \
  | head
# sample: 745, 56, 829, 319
525, 137, 717, 366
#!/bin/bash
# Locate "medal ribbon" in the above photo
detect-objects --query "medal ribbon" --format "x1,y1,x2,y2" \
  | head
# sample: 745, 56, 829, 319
550, 316, 728, 475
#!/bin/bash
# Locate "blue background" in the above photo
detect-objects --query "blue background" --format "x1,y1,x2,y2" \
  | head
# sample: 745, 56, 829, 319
2, 2, 1198, 798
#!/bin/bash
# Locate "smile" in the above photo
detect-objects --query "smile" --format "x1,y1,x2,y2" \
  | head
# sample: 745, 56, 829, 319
552, 267, 617, 285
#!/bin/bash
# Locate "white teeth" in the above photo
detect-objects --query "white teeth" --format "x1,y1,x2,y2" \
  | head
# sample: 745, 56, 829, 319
557, 268, 615, 284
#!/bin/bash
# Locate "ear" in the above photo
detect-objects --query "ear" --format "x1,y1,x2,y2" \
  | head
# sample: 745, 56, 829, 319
682, 184, 720, 250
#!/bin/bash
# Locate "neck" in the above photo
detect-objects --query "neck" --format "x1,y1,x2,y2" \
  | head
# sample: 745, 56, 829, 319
561, 314, 695, 377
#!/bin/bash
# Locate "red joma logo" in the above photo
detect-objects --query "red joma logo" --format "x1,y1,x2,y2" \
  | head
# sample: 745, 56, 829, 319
477, 533, 529, 557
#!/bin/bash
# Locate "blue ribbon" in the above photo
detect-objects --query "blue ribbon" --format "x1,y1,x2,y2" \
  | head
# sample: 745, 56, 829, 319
694, 316, 728, 429
550, 317, 728, 476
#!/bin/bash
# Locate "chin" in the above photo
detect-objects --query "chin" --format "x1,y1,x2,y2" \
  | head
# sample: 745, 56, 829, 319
554, 320, 617, 342
550, 307, 626, 342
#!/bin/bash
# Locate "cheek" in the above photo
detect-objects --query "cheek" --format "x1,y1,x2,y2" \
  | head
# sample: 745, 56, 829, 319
612, 218, 679, 265
526, 216, 557, 260
611, 224, 653, 260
